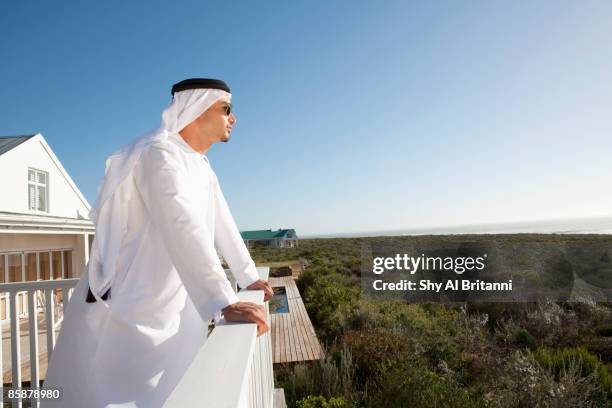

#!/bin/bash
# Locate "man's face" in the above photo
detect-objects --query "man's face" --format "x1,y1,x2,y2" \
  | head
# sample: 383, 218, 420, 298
194, 98, 236, 143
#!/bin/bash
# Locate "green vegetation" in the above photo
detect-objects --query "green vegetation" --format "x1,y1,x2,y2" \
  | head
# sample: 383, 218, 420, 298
295, 396, 353, 408
599, 324, 612, 338
533, 347, 612, 396
252, 235, 612, 407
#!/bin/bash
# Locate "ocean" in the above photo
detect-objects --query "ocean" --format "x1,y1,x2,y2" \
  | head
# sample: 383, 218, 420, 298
305, 215, 612, 239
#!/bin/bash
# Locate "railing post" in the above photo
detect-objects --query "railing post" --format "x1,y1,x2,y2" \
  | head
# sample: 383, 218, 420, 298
0, 295, 3, 407
44, 288, 56, 362
28, 290, 40, 388
28, 289, 41, 408
10, 291, 22, 408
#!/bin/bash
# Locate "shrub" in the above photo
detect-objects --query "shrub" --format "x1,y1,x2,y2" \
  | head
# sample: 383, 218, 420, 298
586, 337, 612, 363
466, 302, 526, 329
533, 347, 612, 398
346, 299, 382, 330
597, 324, 612, 337
514, 328, 537, 349
295, 396, 352, 408
276, 347, 357, 407
302, 272, 360, 342
487, 350, 607, 408
365, 356, 485, 408
339, 327, 413, 385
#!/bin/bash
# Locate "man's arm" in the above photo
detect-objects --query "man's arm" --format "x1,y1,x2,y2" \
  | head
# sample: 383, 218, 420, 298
213, 174, 273, 301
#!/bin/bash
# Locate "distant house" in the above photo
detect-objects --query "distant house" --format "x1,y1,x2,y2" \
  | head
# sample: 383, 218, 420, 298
241, 229, 298, 248
0, 134, 94, 320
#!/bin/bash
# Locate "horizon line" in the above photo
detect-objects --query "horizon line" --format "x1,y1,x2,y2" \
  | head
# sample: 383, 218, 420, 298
299, 213, 612, 239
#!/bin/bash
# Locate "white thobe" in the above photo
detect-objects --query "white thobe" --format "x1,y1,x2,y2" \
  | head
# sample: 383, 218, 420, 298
42, 132, 259, 407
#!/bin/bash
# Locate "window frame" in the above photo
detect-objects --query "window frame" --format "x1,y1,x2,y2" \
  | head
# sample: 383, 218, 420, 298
27, 167, 50, 213
0, 249, 73, 282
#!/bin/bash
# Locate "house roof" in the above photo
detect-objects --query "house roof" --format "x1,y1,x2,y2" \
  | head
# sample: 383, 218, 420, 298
241, 229, 295, 240
0, 211, 94, 233
0, 135, 35, 156
0, 133, 92, 213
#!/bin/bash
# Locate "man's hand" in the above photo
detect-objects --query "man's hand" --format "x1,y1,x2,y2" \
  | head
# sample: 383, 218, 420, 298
222, 301, 269, 337
247, 279, 274, 302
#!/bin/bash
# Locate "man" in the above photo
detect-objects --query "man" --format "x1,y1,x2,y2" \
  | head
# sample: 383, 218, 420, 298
42, 78, 273, 407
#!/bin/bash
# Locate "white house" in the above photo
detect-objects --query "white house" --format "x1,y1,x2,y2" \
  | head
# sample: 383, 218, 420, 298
0, 134, 94, 320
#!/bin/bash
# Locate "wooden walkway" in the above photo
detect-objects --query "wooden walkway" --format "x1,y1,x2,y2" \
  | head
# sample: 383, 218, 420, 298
269, 276, 322, 364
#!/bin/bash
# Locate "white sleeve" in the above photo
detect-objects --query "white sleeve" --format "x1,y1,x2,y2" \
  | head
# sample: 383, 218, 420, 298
134, 145, 239, 321
213, 174, 260, 289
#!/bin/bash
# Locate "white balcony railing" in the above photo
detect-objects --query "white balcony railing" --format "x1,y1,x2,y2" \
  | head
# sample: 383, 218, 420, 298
0, 278, 78, 408
0, 266, 276, 408
164, 266, 275, 408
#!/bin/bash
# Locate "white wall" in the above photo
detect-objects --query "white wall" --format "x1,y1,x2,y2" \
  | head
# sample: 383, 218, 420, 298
0, 134, 90, 219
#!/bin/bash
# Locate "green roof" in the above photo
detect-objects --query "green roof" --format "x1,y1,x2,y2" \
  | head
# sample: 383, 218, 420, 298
241, 229, 295, 240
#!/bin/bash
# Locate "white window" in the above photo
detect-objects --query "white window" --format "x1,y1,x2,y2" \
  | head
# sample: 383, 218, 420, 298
28, 168, 49, 212
0, 249, 73, 282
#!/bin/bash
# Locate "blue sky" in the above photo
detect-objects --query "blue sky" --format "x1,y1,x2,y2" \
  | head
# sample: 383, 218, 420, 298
1, 1, 611, 236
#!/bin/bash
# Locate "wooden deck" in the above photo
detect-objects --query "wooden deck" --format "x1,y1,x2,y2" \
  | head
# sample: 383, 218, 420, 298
269, 276, 322, 364
259, 260, 306, 279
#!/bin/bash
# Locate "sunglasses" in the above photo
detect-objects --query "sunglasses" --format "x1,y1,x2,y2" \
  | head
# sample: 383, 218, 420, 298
221, 103, 232, 116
